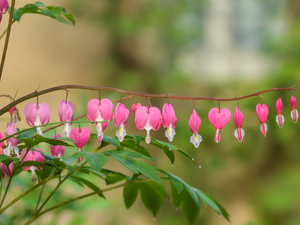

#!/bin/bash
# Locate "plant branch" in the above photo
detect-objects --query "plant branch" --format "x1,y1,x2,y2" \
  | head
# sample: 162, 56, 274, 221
0, 20, 15, 41
0, 85, 298, 116
0, 0, 16, 84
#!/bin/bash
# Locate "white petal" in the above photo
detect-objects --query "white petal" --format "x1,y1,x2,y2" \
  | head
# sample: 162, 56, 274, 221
37, 127, 43, 136
190, 133, 202, 148
291, 110, 299, 123
145, 130, 151, 144
116, 126, 126, 142
234, 128, 245, 142
63, 123, 71, 137
3, 146, 10, 156
260, 123, 268, 136
13, 146, 19, 158
165, 126, 176, 142
96, 123, 104, 142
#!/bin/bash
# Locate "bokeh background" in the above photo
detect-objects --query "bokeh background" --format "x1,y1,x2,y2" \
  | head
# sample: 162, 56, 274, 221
0, 0, 300, 225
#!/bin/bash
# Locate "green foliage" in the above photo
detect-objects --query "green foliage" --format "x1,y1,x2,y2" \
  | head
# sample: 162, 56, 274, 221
9, 2, 76, 25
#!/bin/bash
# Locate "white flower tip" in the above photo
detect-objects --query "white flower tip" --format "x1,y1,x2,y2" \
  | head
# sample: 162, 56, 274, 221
190, 133, 202, 148
291, 110, 299, 123
165, 127, 176, 142
276, 115, 285, 128
234, 128, 245, 142
63, 123, 71, 137
260, 123, 268, 136
145, 136, 151, 144
116, 127, 126, 142
37, 127, 43, 136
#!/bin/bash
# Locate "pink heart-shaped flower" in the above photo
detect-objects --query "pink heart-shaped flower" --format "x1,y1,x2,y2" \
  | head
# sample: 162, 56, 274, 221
208, 107, 231, 129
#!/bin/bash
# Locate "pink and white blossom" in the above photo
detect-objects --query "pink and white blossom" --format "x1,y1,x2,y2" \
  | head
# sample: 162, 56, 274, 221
275, 98, 284, 128
4, 122, 19, 157
188, 109, 202, 148
113, 103, 130, 142
290, 95, 298, 123
208, 107, 231, 143
233, 107, 245, 142
50, 134, 65, 158
256, 104, 269, 136
70, 127, 90, 161
131, 103, 142, 114
58, 99, 74, 137
162, 104, 177, 142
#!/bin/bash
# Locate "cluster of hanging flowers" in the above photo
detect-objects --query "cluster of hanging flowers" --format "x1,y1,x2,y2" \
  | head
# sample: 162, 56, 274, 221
0, 94, 298, 183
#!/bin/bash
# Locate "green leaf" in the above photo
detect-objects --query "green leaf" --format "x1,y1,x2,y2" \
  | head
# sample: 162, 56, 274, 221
110, 155, 162, 183
102, 136, 121, 148
65, 176, 84, 187
9, 3, 76, 25
182, 186, 200, 224
72, 151, 107, 171
0, 155, 11, 162
170, 181, 182, 207
36, 164, 55, 180
17, 128, 37, 139
145, 138, 175, 164
20, 160, 46, 170
33, 135, 73, 147
177, 149, 198, 166
100, 169, 128, 184
139, 182, 165, 217
123, 182, 139, 209
121, 139, 151, 157
104, 149, 154, 161
125, 134, 141, 147
71, 175, 105, 198
195, 188, 231, 221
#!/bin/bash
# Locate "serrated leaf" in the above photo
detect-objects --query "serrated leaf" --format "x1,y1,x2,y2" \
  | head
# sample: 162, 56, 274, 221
72, 151, 107, 171
110, 155, 162, 183
104, 149, 154, 161
182, 187, 200, 224
123, 182, 139, 209
71, 175, 105, 198
121, 139, 151, 157
195, 188, 230, 221
102, 136, 121, 148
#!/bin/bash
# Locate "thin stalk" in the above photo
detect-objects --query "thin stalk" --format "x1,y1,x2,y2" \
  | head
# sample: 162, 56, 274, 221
0, 85, 298, 116
0, 0, 16, 83
0, 20, 15, 41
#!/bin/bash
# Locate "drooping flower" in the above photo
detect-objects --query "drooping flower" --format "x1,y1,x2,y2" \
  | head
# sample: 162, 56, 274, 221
290, 95, 298, 123
4, 122, 19, 157
0, 162, 13, 187
0, 132, 4, 154
113, 103, 130, 142
135, 106, 162, 144
9, 106, 20, 124
162, 103, 177, 142
58, 99, 74, 137
21, 148, 45, 183
87, 99, 113, 143
188, 109, 202, 148
24, 102, 51, 136
70, 127, 90, 161
208, 107, 231, 143
256, 103, 269, 136
0, 0, 8, 23
50, 134, 65, 158
275, 98, 284, 128
131, 103, 142, 114
233, 107, 245, 142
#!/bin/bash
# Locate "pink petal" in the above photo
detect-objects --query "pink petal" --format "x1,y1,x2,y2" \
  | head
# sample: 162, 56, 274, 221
162, 104, 176, 128
113, 103, 130, 127
290, 95, 297, 110
208, 107, 231, 129
67, 101, 74, 122
233, 107, 244, 128
135, 106, 149, 130
256, 104, 269, 123
99, 98, 113, 121
9, 106, 16, 115
275, 98, 283, 114
24, 103, 38, 126
37, 103, 51, 125
131, 103, 142, 114
58, 100, 69, 122
148, 107, 162, 131
188, 109, 201, 134
87, 99, 100, 121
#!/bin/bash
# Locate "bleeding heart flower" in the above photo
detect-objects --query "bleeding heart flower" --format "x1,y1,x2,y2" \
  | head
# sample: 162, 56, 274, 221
275, 98, 284, 128
0, 162, 13, 187
233, 107, 245, 142
4, 122, 19, 157
188, 109, 202, 148
24, 102, 51, 136
87, 99, 113, 143
0, 132, 4, 154
208, 107, 231, 143
58, 99, 74, 137
135, 106, 162, 144
162, 104, 177, 142
70, 127, 90, 161
50, 134, 65, 158
290, 95, 298, 123
131, 103, 142, 114
113, 103, 130, 142
9, 106, 20, 124
0, 0, 8, 14
256, 104, 269, 136
21, 148, 45, 183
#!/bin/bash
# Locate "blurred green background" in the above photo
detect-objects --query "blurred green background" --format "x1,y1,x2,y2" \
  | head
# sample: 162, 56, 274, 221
1, 0, 300, 224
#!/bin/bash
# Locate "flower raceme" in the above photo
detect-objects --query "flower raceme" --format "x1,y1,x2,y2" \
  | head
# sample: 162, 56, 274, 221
70, 127, 90, 161
233, 107, 245, 142
113, 103, 130, 142
290, 95, 299, 123
162, 104, 177, 142
21, 148, 45, 183
4, 122, 19, 157
87, 99, 113, 143
188, 109, 202, 148
275, 98, 285, 128
58, 99, 74, 137
135, 106, 162, 144
50, 134, 65, 158
256, 103, 269, 136
208, 107, 231, 143
24, 102, 51, 136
